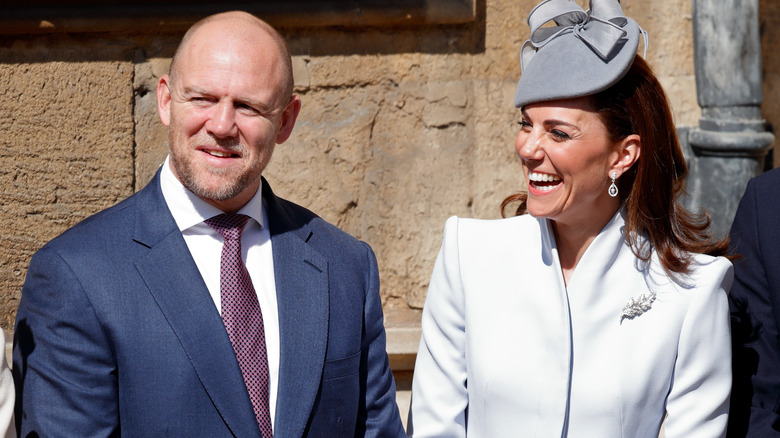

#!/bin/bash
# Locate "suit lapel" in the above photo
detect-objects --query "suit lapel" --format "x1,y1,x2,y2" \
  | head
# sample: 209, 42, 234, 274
263, 181, 330, 438
131, 173, 261, 438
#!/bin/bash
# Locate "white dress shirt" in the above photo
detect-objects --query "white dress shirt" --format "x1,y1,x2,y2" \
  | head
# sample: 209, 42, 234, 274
159, 157, 280, 427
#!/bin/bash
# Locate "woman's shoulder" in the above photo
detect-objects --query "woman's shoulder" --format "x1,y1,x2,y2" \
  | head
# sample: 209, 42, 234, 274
649, 252, 734, 296
686, 253, 734, 287
443, 213, 540, 236
437, 214, 544, 258
688, 253, 733, 277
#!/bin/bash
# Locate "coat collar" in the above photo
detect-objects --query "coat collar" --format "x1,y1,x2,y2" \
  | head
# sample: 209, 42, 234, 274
540, 207, 630, 290
131, 172, 263, 437
261, 178, 330, 438
131, 172, 330, 438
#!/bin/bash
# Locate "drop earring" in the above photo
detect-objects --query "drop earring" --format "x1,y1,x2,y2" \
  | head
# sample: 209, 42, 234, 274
608, 172, 619, 197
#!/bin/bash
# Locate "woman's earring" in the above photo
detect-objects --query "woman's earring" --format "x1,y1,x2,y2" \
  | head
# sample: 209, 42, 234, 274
608, 172, 619, 197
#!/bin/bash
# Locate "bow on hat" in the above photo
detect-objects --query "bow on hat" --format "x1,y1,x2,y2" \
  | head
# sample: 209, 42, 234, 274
520, 0, 648, 72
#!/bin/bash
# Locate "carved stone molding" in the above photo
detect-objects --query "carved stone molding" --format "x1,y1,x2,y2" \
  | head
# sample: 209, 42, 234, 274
0, 0, 477, 35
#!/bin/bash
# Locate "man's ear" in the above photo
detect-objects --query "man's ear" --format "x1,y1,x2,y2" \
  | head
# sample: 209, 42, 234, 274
157, 74, 173, 127
275, 95, 301, 144
611, 134, 641, 177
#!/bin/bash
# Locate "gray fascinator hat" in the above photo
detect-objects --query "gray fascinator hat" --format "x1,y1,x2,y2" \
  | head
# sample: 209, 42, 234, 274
514, 0, 648, 108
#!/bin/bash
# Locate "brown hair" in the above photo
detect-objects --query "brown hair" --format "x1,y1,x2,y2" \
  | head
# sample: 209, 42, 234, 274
502, 56, 729, 274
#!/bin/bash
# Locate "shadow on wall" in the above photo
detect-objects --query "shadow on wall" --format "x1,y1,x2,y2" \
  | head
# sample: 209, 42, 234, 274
0, 0, 487, 61
0, 0, 495, 330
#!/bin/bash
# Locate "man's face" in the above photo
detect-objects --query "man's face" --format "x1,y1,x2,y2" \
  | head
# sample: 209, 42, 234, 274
157, 23, 298, 212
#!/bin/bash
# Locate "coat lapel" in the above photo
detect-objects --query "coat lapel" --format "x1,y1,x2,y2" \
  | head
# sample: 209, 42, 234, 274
131, 173, 261, 438
263, 180, 330, 438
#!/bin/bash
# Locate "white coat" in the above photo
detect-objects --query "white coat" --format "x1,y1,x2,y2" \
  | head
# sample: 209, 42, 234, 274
408, 210, 732, 438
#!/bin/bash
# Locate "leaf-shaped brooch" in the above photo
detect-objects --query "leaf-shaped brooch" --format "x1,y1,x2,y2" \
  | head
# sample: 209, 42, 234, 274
620, 292, 657, 323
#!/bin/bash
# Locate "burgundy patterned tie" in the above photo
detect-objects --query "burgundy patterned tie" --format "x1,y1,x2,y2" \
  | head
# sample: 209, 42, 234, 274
205, 213, 273, 437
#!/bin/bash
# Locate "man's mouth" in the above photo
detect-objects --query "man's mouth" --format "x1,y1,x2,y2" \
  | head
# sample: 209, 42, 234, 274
528, 171, 562, 192
203, 148, 240, 158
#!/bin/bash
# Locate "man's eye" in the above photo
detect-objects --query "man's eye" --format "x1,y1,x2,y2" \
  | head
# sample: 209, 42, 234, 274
237, 103, 259, 113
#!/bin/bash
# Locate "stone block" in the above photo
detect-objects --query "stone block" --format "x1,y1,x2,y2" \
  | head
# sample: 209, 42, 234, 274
0, 41, 134, 327
0, 0, 777, 331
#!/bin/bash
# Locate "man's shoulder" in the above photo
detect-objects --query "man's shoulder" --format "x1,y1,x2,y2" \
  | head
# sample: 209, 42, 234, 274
750, 167, 780, 193
38, 182, 153, 255
739, 168, 780, 221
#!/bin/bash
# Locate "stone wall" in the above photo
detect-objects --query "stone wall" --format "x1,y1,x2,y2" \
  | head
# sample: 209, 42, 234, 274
760, 0, 780, 157
1, 0, 778, 336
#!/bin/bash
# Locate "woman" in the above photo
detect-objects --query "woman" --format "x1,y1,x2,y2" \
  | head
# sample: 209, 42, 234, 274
407, 0, 733, 437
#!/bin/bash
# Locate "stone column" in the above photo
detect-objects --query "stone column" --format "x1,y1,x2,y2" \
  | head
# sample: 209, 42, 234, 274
687, 0, 774, 237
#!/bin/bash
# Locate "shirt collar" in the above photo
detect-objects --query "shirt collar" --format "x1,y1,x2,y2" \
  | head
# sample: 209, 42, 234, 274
159, 156, 266, 232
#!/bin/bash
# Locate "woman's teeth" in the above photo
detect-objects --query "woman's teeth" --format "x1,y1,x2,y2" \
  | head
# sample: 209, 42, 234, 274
528, 172, 561, 191
528, 171, 561, 182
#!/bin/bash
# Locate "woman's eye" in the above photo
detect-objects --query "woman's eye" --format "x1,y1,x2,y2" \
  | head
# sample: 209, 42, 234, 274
550, 129, 570, 140
517, 120, 531, 129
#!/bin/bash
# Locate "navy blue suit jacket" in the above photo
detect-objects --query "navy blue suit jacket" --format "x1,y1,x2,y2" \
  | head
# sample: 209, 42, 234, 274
728, 167, 780, 437
13, 172, 405, 437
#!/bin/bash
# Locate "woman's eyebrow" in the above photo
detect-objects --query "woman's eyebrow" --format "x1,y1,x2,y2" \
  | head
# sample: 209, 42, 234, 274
521, 109, 578, 129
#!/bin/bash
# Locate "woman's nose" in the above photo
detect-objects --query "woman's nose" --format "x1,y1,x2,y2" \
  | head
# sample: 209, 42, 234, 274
516, 131, 544, 161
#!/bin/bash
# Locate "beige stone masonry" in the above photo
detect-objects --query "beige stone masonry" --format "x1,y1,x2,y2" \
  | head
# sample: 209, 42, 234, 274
1, 0, 778, 360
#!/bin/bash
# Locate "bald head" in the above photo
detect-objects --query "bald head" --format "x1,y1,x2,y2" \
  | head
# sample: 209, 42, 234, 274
169, 11, 294, 101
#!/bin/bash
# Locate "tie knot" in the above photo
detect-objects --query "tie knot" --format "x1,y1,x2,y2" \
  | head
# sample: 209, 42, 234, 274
205, 213, 250, 241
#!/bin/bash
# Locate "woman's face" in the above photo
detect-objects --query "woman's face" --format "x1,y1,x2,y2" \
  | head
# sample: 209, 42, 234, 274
516, 97, 624, 228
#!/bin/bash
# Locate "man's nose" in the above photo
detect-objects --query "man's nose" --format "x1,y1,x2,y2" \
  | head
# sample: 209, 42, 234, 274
207, 101, 239, 138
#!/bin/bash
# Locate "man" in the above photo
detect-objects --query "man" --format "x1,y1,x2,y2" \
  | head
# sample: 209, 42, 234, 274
728, 167, 780, 437
13, 11, 405, 437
